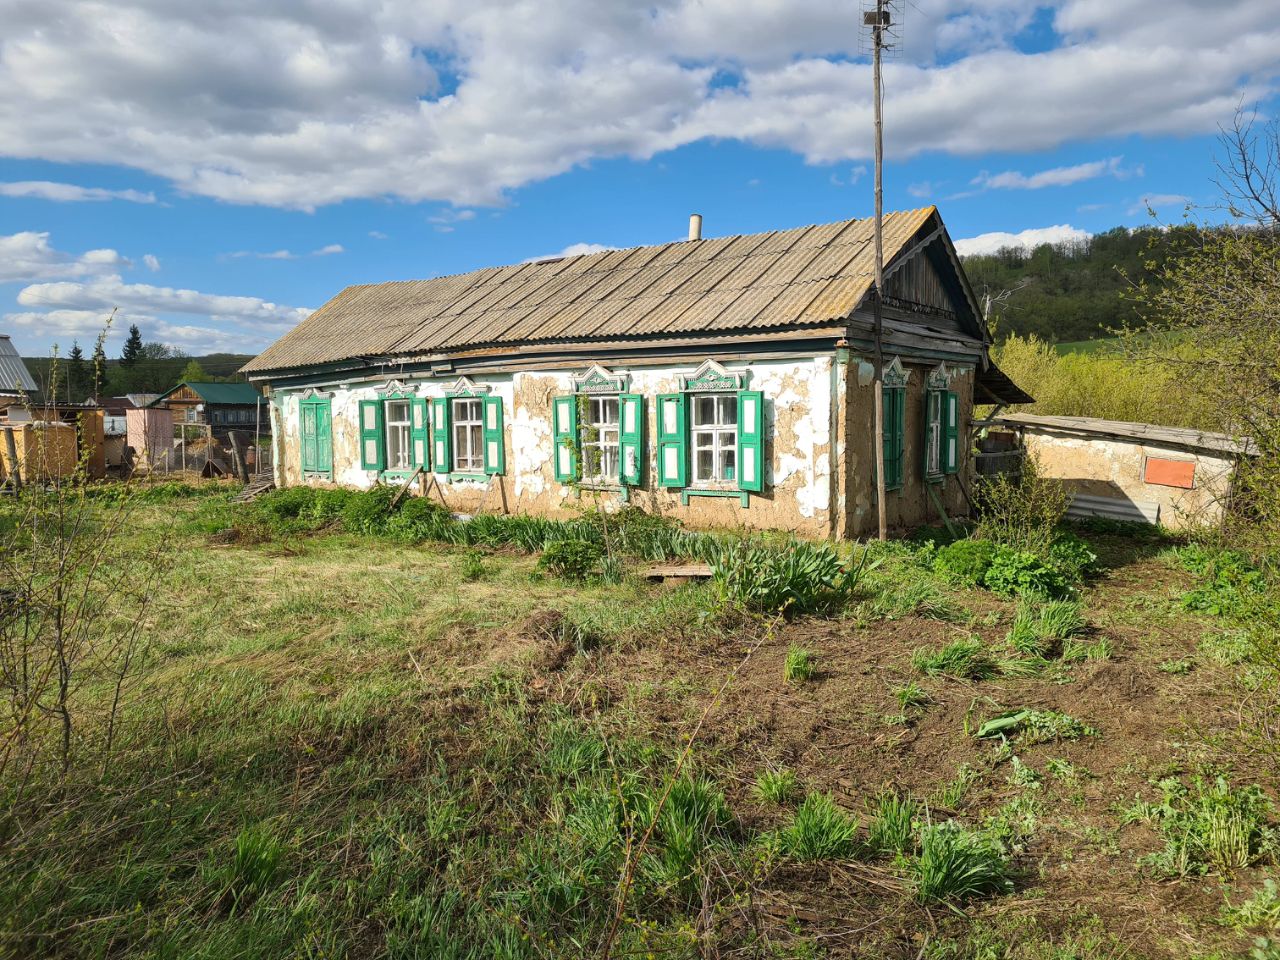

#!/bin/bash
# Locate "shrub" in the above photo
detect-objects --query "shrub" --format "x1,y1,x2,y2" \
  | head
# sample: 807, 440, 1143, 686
340, 485, 399, 534
911, 822, 1012, 903
1128, 776, 1274, 877
933, 539, 997, 585
753, 768, 800, 806
983, 547, 1070, 599
777, 793, 860, 862
784, 646, 815, 684
912, 638, 996, 680
386, 496, 455, 542
868, 793, 918, 856
974, 455, 1070, 557
712, 540, 872, 617
538, 538, 603, 581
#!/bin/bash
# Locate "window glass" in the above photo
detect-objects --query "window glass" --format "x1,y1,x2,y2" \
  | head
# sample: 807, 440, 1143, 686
927, 392, 942, 476
581, 396, 620, 480
384, 399, 412, 470
452, 398, 484, 472
691, 392, 737, 484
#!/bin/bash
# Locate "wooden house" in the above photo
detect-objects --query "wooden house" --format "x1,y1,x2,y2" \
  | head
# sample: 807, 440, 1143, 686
148, 381, 267, 440
243, 207, 1031, 538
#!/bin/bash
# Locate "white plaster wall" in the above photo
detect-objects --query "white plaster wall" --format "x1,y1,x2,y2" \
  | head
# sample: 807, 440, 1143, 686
272, 355, 837, 535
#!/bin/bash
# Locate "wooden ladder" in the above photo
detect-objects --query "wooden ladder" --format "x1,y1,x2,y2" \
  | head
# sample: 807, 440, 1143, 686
234, 471, 276, 504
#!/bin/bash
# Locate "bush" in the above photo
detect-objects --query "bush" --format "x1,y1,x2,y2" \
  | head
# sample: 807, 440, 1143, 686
912, 638, 996, 680
386, 496, 455, 542
983, 547, 1070, 599
538, 538, 603, 581
933, 539, 997, 585
340, 485, 399, 535
974, 456, 1070, 557
777, 793, 860, 862
712, 540, 872, 617
911, 822, 1012, 903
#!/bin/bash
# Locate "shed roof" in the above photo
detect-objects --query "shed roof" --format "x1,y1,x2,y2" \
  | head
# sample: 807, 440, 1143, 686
150, 381, 263, 406
0, 335, 38, 393
994, 413, 1256, 457
244, 207, 946, 375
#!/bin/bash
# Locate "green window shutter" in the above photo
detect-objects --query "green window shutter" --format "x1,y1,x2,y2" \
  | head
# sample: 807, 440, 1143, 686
656, 393, 687, 488
301, 403, 317, 473
316, 401, 333, 474
552, 395, 578, 482
359, 399, 384, 471
410, 397, 430, 470
944, 391, 960, 474
483, 396, 505, 475
737, 390, 764, 492
431, 398, 451, 474
882, 387, 904, 491
619, 393, 645, 486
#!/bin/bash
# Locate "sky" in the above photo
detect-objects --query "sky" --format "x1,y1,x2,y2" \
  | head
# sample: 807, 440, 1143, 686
2, 0, 1278, 359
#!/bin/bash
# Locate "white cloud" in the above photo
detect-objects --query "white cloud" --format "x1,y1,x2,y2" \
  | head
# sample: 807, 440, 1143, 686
523, 242, 619, 264
971, 156, 1134, 191
0, 231, 130, 283
369, 230, 389, 240
1128, 193, 1192, 215
312, 243, 344, 256
907, 181, 936, 199
954, 224, 1091, 257
0, 180, 156, 203
0, 1, 1272, 209
16, 275, 312, 332
143, 253, 161, 271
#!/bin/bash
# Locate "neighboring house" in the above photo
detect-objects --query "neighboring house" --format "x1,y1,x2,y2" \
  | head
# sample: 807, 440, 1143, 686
991, 413, 1256, 530
148, 381, 268, 439
243, 207, 1031, 539
0, 334, 37, 401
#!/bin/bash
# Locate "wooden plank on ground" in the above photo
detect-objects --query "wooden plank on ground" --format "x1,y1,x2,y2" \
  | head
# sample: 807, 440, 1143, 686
643, 563, 713, 581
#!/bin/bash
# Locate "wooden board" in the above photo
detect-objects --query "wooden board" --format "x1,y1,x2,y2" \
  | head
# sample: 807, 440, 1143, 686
643, 563, 713, 581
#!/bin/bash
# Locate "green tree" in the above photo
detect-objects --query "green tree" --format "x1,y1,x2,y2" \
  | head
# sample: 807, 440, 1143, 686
67, 342, 87, 402
119, 325, 144, 368
179, 359, 209, 382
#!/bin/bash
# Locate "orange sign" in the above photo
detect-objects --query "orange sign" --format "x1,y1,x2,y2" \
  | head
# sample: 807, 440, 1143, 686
1145, 457, 1196, 489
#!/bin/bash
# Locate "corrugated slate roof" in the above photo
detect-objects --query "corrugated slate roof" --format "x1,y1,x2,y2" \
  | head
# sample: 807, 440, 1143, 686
244, 207, 939, 374
0, 335, 38, 393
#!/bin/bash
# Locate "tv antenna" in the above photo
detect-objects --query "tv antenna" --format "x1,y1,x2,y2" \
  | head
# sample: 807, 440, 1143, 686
863, 0, 902, 542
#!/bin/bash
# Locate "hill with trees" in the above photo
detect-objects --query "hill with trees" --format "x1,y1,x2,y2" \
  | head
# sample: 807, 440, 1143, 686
961, 225, 1190, 343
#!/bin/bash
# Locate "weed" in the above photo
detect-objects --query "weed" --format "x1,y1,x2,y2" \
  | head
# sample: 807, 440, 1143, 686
912, 638, 996, 680
934, 764, 978, 810
1200, 629, 1255, 667
784, 646, 816, 684
868, 793, 918, 856
538, 538, 603, 581
754, 768, 800, 806
645, 775, 735, 905
1128, 776, 1274, 876
933, 539, 997, 585
871, 579, 965, 622
984, 548, 1071, 599
894, 681, 931, 712
777, 793, 860, 862
460, 550, 488, 582
911, 821, 1013, 903
1008, 756, 1041, 789
204, 824, 284, 913
1225, 879, 1280, 930
1158, 657, 1195, 675
974, 708, 1095, 745
1061, 637, 1113, 662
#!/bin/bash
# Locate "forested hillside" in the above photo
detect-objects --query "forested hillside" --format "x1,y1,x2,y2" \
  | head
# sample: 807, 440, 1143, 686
962, 225, 1187, 343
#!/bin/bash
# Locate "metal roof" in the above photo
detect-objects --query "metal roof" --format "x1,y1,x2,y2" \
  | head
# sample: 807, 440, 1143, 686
0, 335, 38, 393
994, 413, 1256, 457
149, 381, 263, 406
244, 207, 940, 374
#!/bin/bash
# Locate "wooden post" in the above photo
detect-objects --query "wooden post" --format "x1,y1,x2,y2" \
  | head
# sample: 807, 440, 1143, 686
227, 431, 249, 483
2, 428, 21, 490
871, 0, 888, 543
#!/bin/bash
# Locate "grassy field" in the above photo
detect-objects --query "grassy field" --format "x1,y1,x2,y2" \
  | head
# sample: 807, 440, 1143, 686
2, 485, 1277, 959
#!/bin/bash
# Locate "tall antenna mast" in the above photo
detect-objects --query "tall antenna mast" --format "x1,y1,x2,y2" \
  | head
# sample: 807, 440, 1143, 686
862, 0, 898, 541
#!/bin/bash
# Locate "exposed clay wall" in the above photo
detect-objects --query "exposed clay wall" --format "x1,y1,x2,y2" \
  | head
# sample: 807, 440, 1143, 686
843, 358, 975, 538
272, 356, 838, 538
1021, 431, 1237, 529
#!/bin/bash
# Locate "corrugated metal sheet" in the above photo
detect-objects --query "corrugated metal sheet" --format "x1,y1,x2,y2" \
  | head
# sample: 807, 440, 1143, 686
0, 335, 38, 392
244, 207, 938, 373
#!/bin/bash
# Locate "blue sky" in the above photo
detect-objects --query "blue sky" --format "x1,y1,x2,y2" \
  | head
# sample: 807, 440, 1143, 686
2, 1, 1277, 358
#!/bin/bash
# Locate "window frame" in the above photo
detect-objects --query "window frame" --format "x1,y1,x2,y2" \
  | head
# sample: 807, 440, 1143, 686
579, 394, 622, 483
689, 391, 739, 488
925, 389, 944, 481
383, 398, 414, 473
450, 396, 485, 475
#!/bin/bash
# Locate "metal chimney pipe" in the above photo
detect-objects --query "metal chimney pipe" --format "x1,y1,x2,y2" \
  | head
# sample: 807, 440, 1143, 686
688, 213, 703, 241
